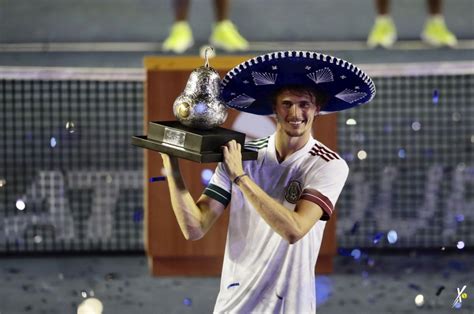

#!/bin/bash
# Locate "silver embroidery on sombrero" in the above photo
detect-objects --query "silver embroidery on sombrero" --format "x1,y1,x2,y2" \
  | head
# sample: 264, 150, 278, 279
252, 72, 278, 86
307, 67, 334, 84
221, 50, 377, 108
229, 94, 256, 109
335, 89, 368, 104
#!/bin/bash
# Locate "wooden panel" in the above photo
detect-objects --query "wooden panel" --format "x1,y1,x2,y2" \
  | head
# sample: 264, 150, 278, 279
143, 56, 338, 276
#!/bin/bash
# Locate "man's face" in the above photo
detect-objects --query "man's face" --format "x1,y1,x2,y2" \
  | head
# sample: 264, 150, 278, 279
274, 90, 319, 138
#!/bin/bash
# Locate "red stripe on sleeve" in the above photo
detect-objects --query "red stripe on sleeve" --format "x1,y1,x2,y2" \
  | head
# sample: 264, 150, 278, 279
299, 188, 334, 221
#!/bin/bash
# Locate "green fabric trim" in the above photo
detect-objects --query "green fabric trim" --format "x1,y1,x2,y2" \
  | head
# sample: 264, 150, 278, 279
204, 184, 231, 207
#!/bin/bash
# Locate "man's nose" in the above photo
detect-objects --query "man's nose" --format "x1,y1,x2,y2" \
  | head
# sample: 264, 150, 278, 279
290, 104, 301, 117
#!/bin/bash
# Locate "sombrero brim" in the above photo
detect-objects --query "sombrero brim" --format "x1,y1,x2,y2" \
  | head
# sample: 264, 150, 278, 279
220, 51, 376, 115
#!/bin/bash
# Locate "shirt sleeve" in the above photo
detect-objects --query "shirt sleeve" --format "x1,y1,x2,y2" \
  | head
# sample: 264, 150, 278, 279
299, 159, 349, 221
203, 162, 232, 207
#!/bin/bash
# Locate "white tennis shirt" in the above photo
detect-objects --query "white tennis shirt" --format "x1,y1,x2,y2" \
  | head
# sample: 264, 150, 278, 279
204, 133, 349, 313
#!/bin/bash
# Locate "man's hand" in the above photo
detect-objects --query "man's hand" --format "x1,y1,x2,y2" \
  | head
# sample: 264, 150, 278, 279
222, 140, 245, 181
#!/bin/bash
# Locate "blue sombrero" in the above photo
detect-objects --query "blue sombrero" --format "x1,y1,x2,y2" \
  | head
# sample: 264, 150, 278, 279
220, 51, 376, 115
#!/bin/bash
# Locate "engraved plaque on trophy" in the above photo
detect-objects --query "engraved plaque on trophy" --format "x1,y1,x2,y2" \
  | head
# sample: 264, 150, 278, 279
132, 49, 258, 163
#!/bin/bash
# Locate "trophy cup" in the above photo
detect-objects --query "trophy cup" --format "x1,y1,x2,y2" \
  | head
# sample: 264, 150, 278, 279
132, 48, 258, 163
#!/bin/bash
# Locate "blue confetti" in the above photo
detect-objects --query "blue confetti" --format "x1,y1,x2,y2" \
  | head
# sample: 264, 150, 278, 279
315, 276, 332, 306
149, 176, 166, 182
337, 248, 352, 257
183, 297, 192, 307
351, 249, 362, 260
455, 214, 465, 223
50, 137, 57, 148
373, 232, 384, 244
398, 148, 406, 159
133, 209, 144, 223
387, 230, 398, 244
432, 90, 439, 104
350, 221, 360, 234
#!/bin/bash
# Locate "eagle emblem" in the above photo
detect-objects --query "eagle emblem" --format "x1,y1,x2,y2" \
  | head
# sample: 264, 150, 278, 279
285, 180, 302, 204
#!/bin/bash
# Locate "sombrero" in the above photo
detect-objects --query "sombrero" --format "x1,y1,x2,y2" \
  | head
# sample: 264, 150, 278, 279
220, 51, 376, 115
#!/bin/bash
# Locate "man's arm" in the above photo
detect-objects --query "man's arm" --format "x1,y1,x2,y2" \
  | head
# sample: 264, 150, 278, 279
222, 141, 324, 244
161, 153, 226, 241
238, 176, 323, 244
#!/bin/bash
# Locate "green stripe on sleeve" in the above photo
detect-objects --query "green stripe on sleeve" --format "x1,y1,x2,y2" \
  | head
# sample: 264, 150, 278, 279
204, 183, 231, 207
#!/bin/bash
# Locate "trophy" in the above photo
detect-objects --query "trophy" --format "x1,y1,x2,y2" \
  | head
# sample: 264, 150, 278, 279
132, 48, 258, 163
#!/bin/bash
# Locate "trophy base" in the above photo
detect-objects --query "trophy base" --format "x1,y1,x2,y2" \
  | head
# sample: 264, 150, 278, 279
132, 136, 258, 163
132, 121, 258, 163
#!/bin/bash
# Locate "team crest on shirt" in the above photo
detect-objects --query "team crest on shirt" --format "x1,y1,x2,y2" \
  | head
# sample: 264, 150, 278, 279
285, 180, 302, 204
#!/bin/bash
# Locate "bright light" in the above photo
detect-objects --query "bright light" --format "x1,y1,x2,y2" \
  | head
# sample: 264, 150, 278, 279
357, 150, 367, 160
346, 118, 357, 126
16, 199, 26, 211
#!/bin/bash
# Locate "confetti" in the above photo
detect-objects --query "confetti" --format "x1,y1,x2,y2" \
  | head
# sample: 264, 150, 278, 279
387, 230, 398, 244
373, 232, 384, 244
350, 221, 360, 234
351, 249, 361, 260
411, 121, 421, 131
436, 286, 445, 296
457, 241, 465, 250
133, 210, 144, 223
183, 297, 192, 307
149, 176, 166, 182
50, 137, 57, 148
432, 90, 439, 104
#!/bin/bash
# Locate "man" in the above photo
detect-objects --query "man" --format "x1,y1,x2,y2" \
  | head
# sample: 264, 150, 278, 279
161, 51, 375, 312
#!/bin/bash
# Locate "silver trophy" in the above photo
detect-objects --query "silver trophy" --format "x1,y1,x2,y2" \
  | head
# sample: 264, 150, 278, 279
132, 48, 257, 163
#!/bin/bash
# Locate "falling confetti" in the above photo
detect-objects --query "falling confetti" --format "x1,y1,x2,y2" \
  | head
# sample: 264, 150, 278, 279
457, 241, 465, 250
411, 121, 421, 131
387, 230, 398, 244
183, 297, 192, 307
133, 209, 144, 223
50, 137, 57, 148
436, 286, 445, 296
149, 176, 166, 182
398, 149, 407, 159
350, 221, 360, 234
351, 249, 362, 260
432, 90, 439, 104
373, 232, 384, 244
455, 214, 464, 223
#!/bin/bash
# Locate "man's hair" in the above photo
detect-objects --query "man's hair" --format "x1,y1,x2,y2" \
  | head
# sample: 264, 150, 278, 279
271, 85, 330, 112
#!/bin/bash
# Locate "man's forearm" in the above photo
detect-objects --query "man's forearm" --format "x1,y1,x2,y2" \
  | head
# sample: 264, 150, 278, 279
162, 157, 206, 240
236, 175, 306, 243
